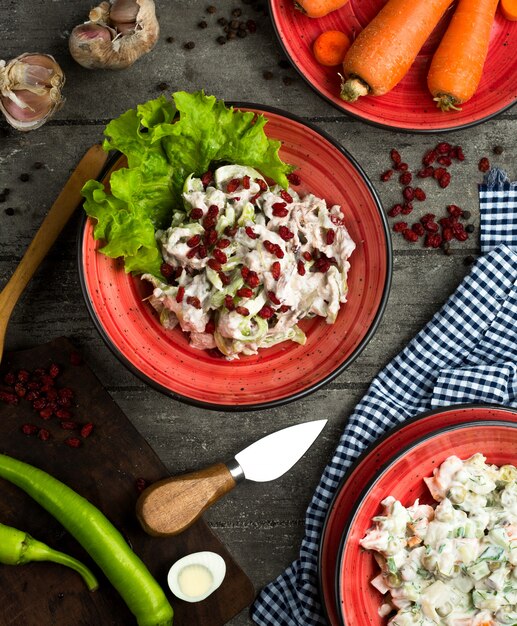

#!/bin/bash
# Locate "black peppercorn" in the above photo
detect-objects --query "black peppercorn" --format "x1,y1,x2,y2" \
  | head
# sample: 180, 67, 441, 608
227, 30, 237, 40
216, 35, 227, 44
207, 5, 216, 13
184, 41, 195, 50
263, 70, 274, 80
230, 19, 239, 29
166, 36, 174, 43
33, 161, 44, 169
237, 29, 247, 38
278, 59, 290, 69
198, 20, 208, 28
218, 17, 227, 25
461, 210, 471, 220
20, 173, 29, 182
0, 194, 5, 203
493, 145, 504, 155
157, 82, 169, 91
464, 255, 476, 266
4, 207, 14, 216
465, 224, 475, 233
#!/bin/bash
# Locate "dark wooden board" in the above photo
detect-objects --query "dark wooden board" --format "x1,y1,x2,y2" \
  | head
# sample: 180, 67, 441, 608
0, 337, 255, 626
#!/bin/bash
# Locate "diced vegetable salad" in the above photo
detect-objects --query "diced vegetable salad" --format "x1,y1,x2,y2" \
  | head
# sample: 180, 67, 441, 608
361, 454, 517, 625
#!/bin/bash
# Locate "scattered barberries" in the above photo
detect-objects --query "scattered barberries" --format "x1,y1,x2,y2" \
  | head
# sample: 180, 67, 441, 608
414, 188, 426, 201
403, 229, 419, 243
258, 306, 274, 319
390, 149, 402, 164
399, 172, 412, 186
287, 172, 301, 186
388, 204, 403, 218
478, 157, 490, 172
411, 223, 425, 237
380, 170, 394, 182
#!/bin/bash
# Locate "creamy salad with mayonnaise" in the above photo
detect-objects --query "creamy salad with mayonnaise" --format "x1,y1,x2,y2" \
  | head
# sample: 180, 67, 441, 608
360, 454, 517, 626
143, 164, 355, 359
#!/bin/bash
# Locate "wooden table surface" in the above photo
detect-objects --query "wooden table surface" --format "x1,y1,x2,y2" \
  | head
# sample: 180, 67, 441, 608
1, 2, 516, 624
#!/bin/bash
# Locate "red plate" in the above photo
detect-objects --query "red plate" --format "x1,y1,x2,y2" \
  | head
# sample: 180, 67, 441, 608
78, 104, 391, 410
337, 417, 517, 624
318, 404, 517, 626
270, 0, 517, 132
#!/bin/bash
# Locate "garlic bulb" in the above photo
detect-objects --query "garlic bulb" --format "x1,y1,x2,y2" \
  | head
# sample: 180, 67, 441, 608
69, 0, 159, 70
0, 53, 65, 131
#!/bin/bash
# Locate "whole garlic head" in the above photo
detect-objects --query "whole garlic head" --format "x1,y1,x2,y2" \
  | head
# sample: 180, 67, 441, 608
0, 53, 65, 131
69, 0, 159, 70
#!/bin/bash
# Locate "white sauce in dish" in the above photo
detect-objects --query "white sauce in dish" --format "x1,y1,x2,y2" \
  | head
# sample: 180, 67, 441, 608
360, 454, 517, 626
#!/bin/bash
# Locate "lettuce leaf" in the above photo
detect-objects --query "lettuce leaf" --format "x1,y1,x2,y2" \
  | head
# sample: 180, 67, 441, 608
83, 91, 294, 278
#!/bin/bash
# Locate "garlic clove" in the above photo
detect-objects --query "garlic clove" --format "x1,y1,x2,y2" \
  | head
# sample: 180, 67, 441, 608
1, 89, 53, 123
0, 53, 65, 131
109, 0, 140, 25
72, 23, 115, 43
69, 0, 159, 70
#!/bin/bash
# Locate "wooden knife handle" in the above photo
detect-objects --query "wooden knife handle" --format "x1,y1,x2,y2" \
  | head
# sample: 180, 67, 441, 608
136, 463, 237, 536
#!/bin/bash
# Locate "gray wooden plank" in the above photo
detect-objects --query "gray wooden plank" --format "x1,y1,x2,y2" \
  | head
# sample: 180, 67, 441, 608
1, 1, 516, 624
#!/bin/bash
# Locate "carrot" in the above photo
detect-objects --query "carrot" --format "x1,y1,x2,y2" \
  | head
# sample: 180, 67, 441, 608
313, 31, 351, 66
428, 0, 500, 111
340, 0, 454, 102
295, 0, 349, 18
501, 0, 517, 21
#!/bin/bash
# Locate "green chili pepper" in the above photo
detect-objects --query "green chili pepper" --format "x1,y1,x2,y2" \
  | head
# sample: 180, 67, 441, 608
0, 453, 173, 626
0, 521, 98, 590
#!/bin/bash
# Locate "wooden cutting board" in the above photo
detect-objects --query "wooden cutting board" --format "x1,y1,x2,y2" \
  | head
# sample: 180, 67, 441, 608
0, 337, 255, 626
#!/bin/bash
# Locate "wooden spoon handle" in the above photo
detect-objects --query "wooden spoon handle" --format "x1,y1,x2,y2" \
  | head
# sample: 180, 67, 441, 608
136, 463, 237, 536
0, 144, 107, 322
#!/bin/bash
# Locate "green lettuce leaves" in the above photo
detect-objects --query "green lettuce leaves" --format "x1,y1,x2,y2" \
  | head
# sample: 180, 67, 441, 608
82, 91, 294, 278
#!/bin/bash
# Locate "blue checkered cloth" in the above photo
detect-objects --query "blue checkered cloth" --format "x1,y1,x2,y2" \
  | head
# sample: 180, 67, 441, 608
251, 168, 517, 626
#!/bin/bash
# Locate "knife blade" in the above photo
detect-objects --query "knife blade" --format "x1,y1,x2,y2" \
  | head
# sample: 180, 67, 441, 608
136, 419, 327, 536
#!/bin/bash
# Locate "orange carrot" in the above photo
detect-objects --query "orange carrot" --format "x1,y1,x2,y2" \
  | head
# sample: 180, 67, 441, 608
295, 0, 349, 18
340, 0, 453, 102
313, 31, 351, 66
428, 0, 500, 111
501, 0, 517, 20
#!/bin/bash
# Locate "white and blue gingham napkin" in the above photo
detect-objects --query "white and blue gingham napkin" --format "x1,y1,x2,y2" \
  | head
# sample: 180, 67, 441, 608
251, 168, 517, 626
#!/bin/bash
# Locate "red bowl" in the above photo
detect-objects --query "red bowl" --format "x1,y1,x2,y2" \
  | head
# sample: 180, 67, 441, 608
269, 0, 517, 132
335, 418, 517, 625
78, 103, 391, 410
318, 404, 517, 626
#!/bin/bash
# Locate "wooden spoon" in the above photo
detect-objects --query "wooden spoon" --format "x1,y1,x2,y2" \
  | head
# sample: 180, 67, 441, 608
0, 144, 108, 363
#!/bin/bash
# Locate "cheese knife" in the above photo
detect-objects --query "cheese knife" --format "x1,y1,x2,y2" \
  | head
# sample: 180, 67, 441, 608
136, 419, 327, 536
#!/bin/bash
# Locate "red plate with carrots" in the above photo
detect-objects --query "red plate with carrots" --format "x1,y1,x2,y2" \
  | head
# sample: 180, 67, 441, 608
270, 0, 517, 132
78, 104, 391, 411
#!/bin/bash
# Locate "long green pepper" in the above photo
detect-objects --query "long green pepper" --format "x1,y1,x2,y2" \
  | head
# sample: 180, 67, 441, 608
0, 453, 173, 626
0, 521, 98, 590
